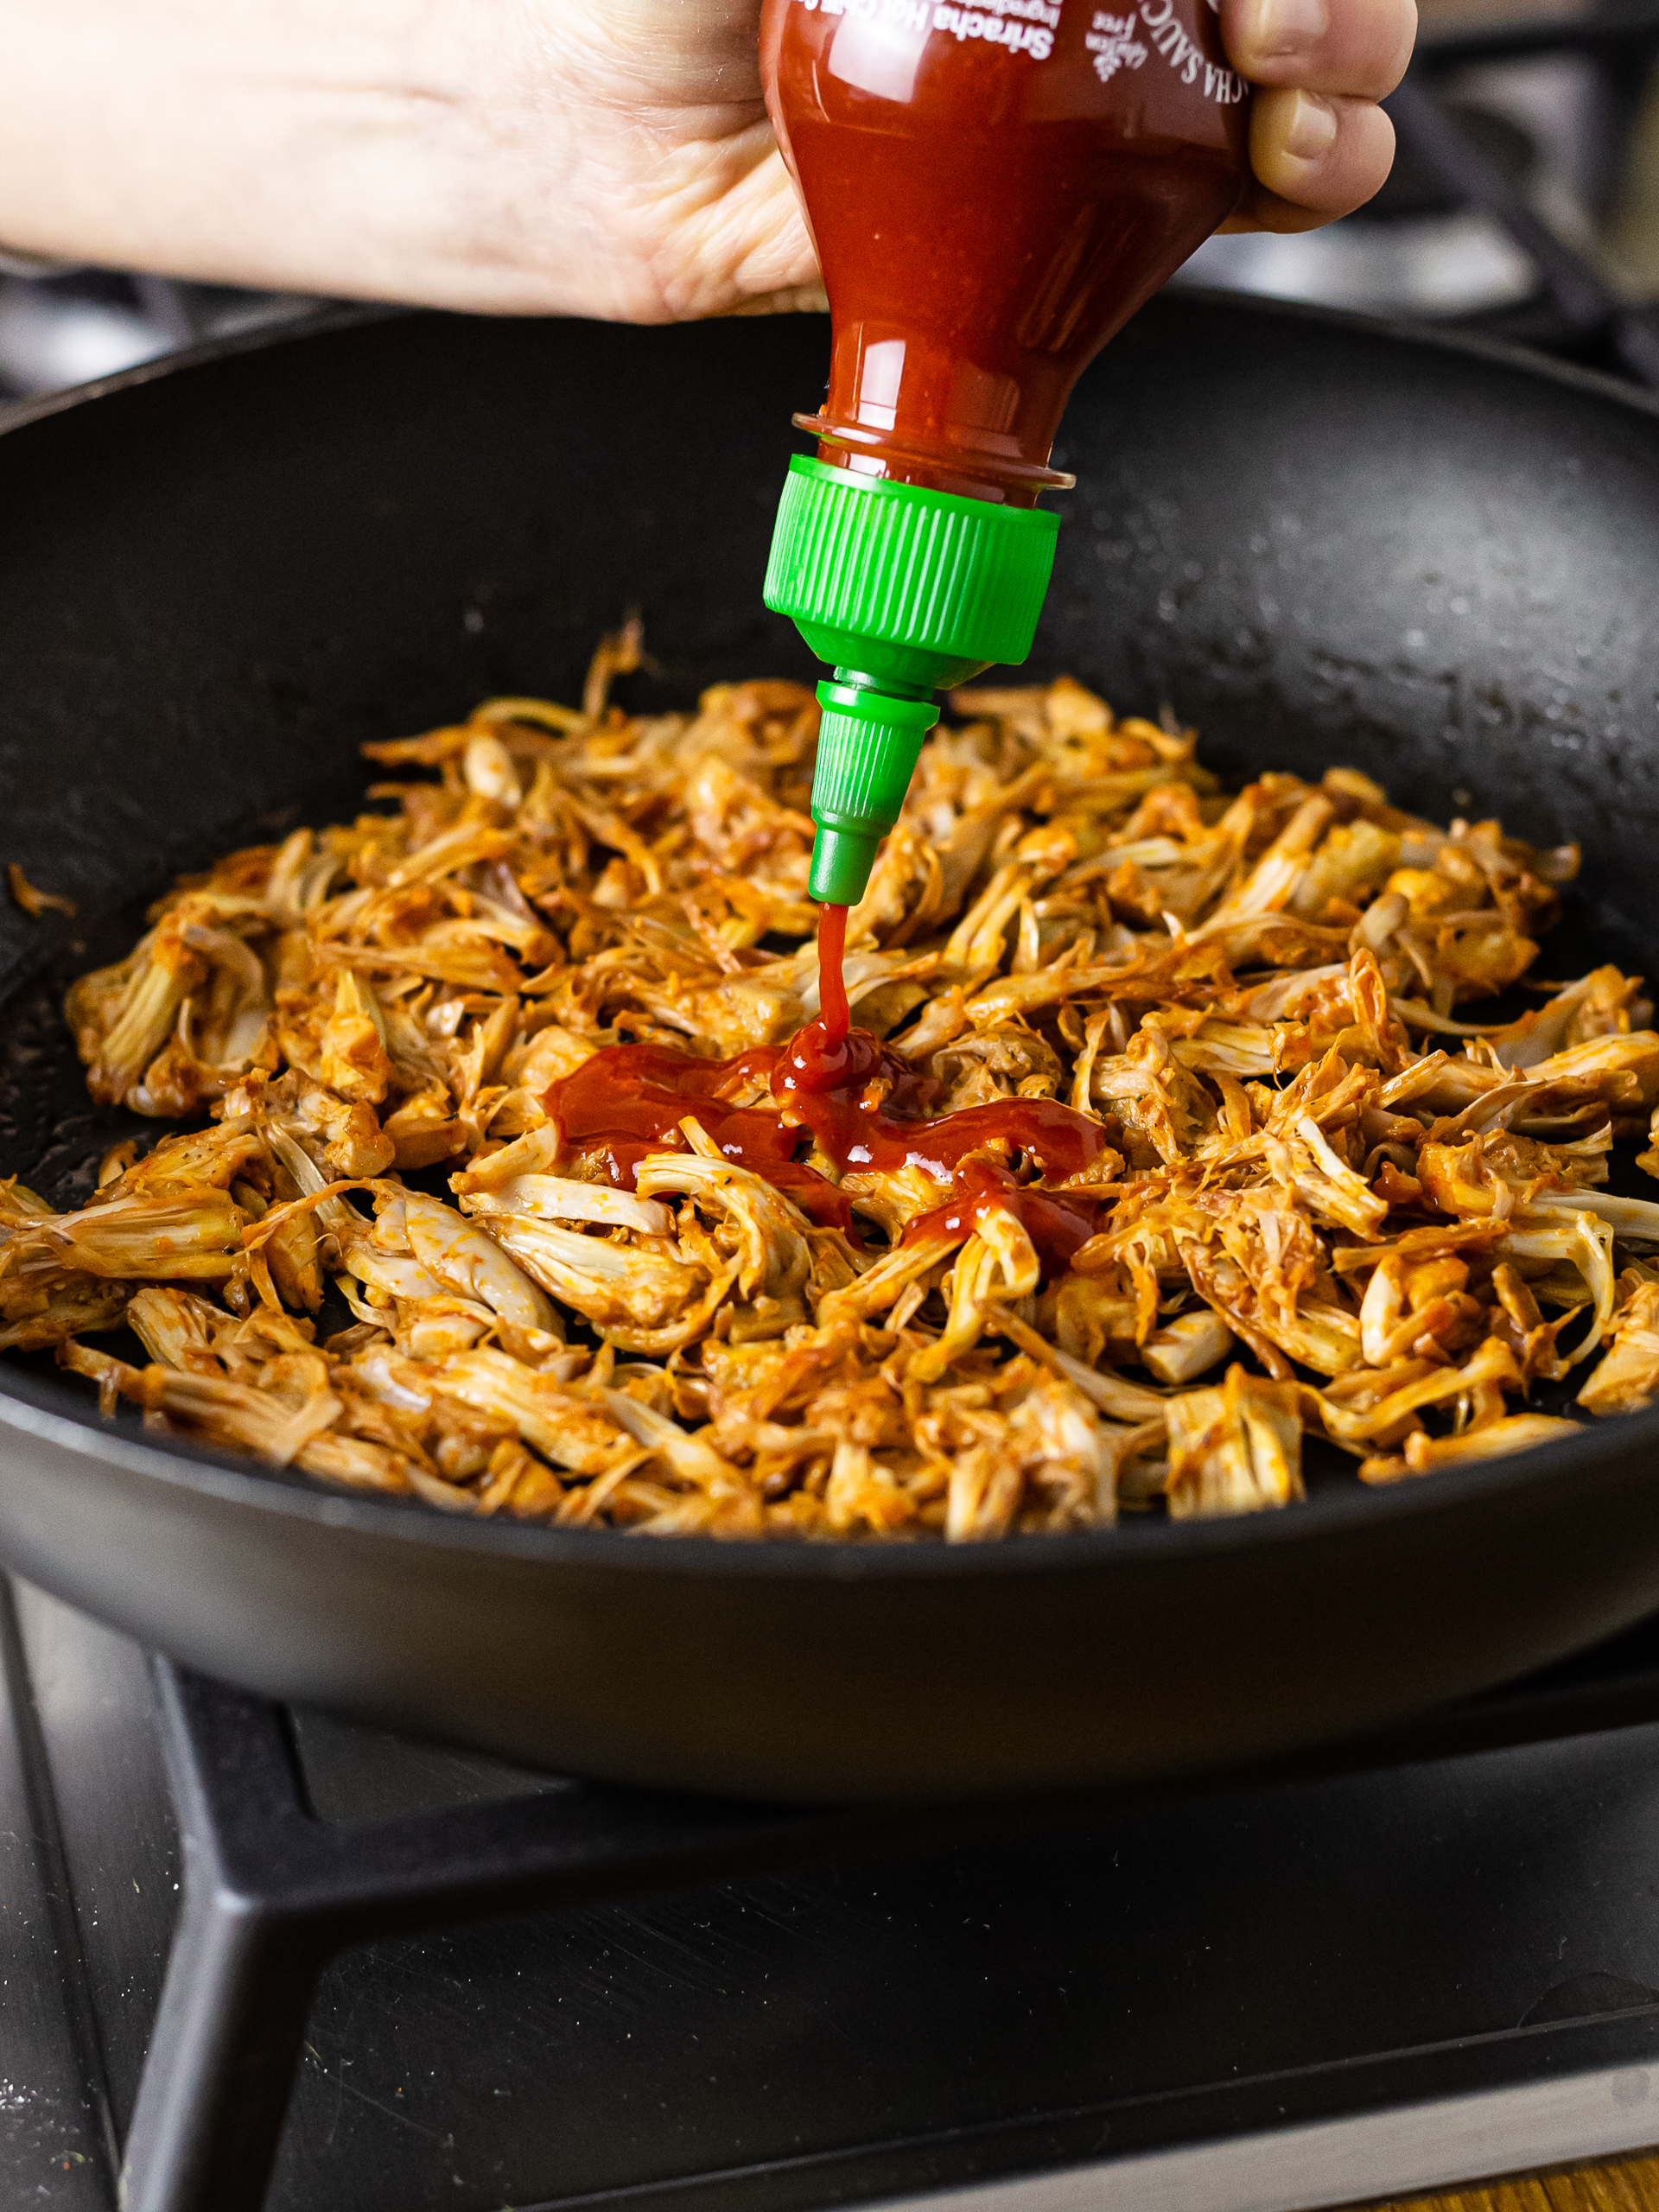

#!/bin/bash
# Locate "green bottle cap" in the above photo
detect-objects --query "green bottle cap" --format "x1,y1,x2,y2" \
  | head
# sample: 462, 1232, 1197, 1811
764, 456, 1058, 906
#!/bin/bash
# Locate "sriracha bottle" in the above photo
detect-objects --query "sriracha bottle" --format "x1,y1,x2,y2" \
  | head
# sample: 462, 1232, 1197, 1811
759, 0, 1251, 906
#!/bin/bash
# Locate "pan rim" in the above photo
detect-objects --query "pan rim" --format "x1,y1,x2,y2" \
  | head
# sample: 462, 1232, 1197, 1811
1, 1347, 1649, 1580
6, 289, 1659, 449
5, 288, 1659, 1582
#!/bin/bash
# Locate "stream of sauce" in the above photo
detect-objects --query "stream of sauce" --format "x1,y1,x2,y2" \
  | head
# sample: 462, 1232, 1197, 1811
817, 902, 850, 1048
543, 911, 1112, 1269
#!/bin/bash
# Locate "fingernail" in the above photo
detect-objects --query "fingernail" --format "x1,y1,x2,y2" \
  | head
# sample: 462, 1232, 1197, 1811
1253, 0, 1328, 55
1282, 88, 1338, 160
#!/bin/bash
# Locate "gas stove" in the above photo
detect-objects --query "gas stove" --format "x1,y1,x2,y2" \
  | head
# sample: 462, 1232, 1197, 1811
9, 1574, 1659, 2212
8, 18, 1659, 2212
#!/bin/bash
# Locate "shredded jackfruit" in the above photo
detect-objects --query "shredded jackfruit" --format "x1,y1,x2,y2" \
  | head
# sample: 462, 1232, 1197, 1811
17, 627, 1659, 1540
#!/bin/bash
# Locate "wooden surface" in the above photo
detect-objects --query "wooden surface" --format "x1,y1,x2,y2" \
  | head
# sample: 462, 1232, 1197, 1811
1364, 2150, 1659, 2209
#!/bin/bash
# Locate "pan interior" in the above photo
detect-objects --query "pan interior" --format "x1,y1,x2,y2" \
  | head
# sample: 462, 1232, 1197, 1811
4, 295, 1659, 1551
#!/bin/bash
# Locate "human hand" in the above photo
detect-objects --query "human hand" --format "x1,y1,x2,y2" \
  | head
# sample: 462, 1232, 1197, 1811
1220, 0, 1417, 232
0, 0, 1414, 321
0, 0, 816, 322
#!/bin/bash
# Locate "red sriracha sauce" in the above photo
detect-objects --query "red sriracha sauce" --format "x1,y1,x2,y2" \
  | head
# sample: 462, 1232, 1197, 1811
759, 0, 1250, 506
543, 1019, 1116, 1273
817, 901, 852, 1048
539, 1041, 851, 1228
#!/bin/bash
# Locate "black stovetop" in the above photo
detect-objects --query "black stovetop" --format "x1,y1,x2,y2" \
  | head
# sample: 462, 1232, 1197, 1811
7, 1577, 1659, 2212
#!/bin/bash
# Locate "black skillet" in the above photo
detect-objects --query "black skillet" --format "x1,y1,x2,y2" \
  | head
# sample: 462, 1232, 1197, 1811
3, 296, 1659, 1802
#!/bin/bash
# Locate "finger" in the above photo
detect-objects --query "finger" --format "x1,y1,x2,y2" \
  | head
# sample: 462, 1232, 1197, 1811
1222, 0, 1416, 96
644, 134, 823, 321
1239, 88, 1396, 220
719, 283, 832, 315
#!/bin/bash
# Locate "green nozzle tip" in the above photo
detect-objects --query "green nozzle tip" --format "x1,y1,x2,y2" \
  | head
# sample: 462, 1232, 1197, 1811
808, 681, 938, 906
810, 829, 883, 906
